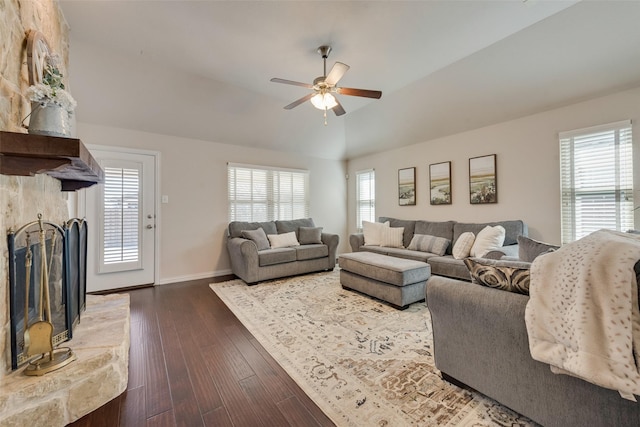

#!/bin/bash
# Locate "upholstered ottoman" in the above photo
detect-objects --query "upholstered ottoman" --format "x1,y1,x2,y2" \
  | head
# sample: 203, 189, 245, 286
338, 252, 430, 309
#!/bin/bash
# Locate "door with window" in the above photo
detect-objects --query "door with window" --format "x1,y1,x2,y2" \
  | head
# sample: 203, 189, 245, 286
83, 149, 157, 292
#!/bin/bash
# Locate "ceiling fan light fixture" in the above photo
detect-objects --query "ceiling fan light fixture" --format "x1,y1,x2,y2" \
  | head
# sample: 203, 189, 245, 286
310, 92, 338, 110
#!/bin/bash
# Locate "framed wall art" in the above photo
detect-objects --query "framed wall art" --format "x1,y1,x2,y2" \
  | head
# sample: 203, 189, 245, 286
469, 154, 497, 204
429, 162, 451, 205
398, 167, 416, 206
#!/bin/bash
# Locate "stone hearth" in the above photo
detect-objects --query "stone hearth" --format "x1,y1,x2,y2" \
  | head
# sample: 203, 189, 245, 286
0, 293, 130, 426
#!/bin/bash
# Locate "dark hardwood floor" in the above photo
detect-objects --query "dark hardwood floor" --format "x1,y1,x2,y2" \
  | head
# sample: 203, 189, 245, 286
69, 278, 335, 427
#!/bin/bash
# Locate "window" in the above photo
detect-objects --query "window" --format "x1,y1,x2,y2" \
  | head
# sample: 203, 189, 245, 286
356, 169, 375, 231
560, 120, 634, 244
228, 163, 309, 222
99, 162, 142, 272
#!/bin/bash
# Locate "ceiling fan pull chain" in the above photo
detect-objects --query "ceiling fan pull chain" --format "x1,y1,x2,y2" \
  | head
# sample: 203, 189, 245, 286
323, 107, 328, 126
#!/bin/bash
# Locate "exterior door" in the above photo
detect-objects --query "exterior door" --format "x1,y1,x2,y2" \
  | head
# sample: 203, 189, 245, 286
82, 148, 157, 292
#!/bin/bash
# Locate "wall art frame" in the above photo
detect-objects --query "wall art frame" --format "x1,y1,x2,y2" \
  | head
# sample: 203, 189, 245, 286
429, 161, 452, 205
469, 154, 497, 204
398, 167, 416, 206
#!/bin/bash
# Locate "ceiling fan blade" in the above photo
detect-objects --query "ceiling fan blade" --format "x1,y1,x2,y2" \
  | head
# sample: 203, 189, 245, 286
270, 78, 313, 89
337, 87, 382, 99
332, 99, 346, 116
283, 93, 315, 110
325, 62, 350, 86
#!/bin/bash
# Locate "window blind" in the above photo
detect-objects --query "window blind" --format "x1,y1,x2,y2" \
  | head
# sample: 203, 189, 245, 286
560, 120, 634, 244
228, 163, 309, 222
356, 169, 375, 231
101, 166, 141, 267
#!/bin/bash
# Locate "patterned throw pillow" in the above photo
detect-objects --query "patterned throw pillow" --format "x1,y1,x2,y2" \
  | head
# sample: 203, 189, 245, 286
298, 226, 323, 244
380, 226, 405, 248
241, 227, 270, 251
267, 231, 300, 249
407, 234, 451, 256
463, 258, 532, 295
452, 232, 475, 259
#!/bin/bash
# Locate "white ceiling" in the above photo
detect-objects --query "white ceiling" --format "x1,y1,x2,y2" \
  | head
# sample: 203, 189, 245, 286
59, 1, 640, 160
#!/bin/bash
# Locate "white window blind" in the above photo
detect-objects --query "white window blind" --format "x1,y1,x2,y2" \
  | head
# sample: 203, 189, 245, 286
100, 165, 142, 272
560, 120, 634, 244
356, 169, 375, 231
228, 163, 309, 222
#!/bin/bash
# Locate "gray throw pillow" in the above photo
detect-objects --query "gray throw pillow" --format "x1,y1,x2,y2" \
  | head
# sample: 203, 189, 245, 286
464, 257, 532, 295
517, 235, 560, 262
241, 228, 270, 251
407, 234, 450, 256
298, 226, 323, 244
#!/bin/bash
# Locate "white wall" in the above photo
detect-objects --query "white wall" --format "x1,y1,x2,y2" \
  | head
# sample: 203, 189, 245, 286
347, 86, 640, 245
75, 123, 348, 284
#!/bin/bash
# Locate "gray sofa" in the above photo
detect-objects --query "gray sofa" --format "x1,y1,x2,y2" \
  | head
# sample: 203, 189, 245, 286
349, 217, 527, 281
227, 218, 339, 284
426, 275, 640, 427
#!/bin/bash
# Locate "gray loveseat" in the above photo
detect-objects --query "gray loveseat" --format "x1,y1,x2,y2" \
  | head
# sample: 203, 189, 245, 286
349, 217, 527, 281
227, 218, 339, 284
426, 275, 640, 426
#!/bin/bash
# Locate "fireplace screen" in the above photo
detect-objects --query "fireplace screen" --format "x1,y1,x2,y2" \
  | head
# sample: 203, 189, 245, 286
8, 215, 71, 370
65, 218, 88, 332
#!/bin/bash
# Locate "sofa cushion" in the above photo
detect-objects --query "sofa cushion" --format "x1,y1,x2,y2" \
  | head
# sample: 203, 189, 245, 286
241, 228, 270, 250
470, 225, 506, 257
414, 221, 456, 254
299, 226, 323, 244
463, 257, 532, 295
453, 220, 526, 247
379, 217, 416, 248
229, 221, 277, 238
295, 244, 328, 261
380, 247, 436, 262
267, 231, 300, 249
275, 218, 315, 238
258, 248, 297, 266
517, 235, 560, 262
363, 220, 389, 246
452, 232, 475, 259
427, 256, 472, 281
360, 245, 390, 256
407, 234, 450, 256
380, 226, 405, 248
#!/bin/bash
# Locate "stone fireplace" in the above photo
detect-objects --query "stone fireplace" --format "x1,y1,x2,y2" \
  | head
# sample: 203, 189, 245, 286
0, 2, 129, 425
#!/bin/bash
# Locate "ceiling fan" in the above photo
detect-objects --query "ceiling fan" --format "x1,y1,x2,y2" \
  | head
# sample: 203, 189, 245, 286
271, 45, 382, 124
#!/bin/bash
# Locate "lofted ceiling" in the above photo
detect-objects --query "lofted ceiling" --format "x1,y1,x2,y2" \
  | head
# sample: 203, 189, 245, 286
59, 1, 640, 160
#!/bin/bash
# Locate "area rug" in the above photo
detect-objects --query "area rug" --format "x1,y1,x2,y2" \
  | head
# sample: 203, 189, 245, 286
210, 271, 536, 426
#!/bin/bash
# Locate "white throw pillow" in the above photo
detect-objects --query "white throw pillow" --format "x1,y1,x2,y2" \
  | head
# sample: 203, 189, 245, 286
267, 231, 300, 249
362, 221, 390, 246
470, 225, 506, 257
380, 226, 405, 248
452, 232, 475, 259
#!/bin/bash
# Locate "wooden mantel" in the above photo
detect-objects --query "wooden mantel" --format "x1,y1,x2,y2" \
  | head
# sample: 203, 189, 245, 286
0, 131, 103, 191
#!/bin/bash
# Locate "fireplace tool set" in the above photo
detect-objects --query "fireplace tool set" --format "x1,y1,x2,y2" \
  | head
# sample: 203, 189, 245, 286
10, 214, 76, 375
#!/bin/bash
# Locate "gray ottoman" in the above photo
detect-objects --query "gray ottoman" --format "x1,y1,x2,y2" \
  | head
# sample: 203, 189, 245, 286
338, 252, 430, 309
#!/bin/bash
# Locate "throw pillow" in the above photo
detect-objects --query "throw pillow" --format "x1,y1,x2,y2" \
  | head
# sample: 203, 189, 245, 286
452, 232, 475, 259
298, 226, 323, 244
464, 257, 532, 295
362, 221, 390, 246
470, 225, 506, 257
407, 234, 451, 256
517, 235, 560, 262
267, 231, 300, 249
380, 226, 405, 248
241, 228, 270, 251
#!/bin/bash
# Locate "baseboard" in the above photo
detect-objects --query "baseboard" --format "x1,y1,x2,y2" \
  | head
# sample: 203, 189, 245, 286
155, 269, 233, 286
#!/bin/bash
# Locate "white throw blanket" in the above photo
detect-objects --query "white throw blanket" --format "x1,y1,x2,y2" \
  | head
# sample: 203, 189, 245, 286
525, 229, 640, 400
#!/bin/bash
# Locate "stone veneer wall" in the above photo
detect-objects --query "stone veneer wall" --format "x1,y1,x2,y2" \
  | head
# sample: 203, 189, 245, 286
0, 0, 71, 377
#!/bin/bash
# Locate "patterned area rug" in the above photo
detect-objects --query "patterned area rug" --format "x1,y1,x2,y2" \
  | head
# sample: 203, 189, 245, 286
210, 270, 536, 426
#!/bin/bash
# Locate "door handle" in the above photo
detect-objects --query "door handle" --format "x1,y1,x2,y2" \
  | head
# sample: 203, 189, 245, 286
146, 224, 154, 229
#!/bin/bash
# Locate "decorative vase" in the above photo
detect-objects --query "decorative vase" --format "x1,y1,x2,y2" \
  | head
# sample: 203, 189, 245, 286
28, 102, 76, 138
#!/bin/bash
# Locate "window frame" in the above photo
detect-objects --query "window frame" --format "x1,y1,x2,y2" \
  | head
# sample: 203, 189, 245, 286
559, 120, 634, 244
355, 169, 375, 232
